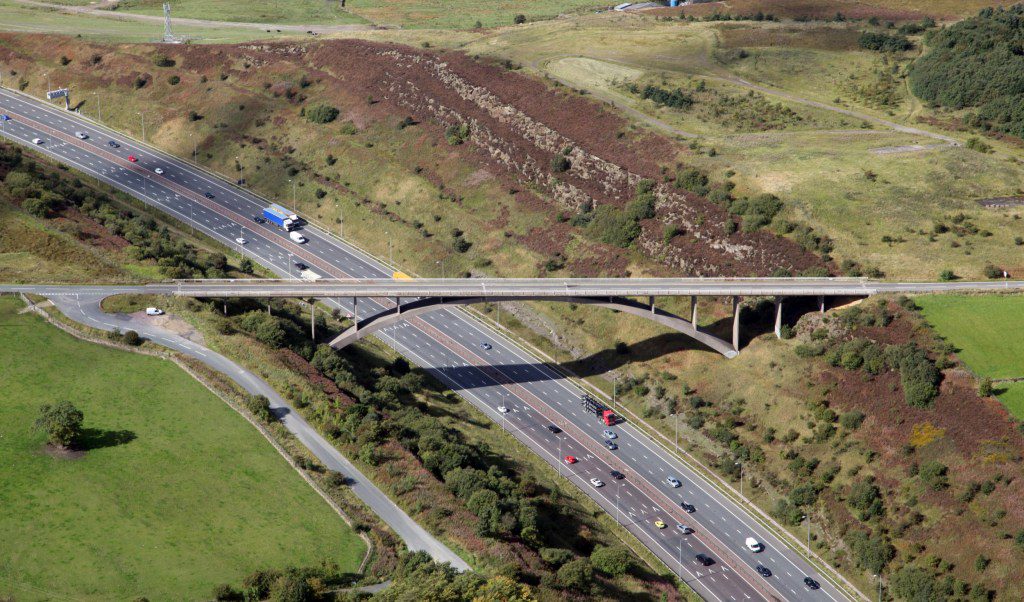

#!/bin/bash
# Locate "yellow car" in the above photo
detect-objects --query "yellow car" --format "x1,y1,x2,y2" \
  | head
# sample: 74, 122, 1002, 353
654, 520, 667, 529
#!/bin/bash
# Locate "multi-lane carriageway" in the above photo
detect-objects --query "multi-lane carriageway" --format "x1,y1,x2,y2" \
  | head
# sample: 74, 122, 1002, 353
0, 86, 859, 602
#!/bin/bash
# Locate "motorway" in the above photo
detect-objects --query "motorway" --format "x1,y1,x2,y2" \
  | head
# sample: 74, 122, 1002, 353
0, 86, 857, 601
22, 292, 469, 571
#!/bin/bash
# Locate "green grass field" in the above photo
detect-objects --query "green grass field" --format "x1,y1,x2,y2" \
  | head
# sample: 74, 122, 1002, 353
115, 0, 366, 26
0, 296, 365, 601
917, 294, 1024, 418
0, 0, 296, 42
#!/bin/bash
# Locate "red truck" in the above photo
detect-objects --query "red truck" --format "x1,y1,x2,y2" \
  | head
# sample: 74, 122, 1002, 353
581, 393, 617, 426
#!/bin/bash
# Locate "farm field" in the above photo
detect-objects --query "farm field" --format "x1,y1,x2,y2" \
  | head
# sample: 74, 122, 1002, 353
917, 294, 1024, 418
0, 296, 365, 601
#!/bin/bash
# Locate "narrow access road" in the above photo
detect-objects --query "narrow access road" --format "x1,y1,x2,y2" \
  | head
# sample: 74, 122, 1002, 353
34, 292, 470, 572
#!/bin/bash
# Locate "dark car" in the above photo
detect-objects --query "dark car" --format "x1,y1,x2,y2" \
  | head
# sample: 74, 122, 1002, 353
609, 470, 625, 480
204, 192, 215, 199
756, 565, 772, 578
546, 425, 562, 434
804, 577, 820, 590
253, 216, 266, 224
107, 140, 120, 148
604, 440, 618, 450
293, 262, 309, 271
680, 502, 696, 513
695, 554, 714, 567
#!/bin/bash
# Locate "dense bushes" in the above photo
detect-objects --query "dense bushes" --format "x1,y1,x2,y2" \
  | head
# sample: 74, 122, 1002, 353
909, 5, 1024, 137
583, 179, 657, 248
730, 193, 783, 231
858, 31, 913, 52
631, 84, 694, 110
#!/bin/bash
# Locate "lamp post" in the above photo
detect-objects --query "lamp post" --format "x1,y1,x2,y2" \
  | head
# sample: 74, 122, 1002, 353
874, 574, 881, 602
803, 514, 810, 553
736, 461, 743, 499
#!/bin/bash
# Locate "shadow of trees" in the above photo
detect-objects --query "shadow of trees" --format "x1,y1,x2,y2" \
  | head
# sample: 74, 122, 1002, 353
77, 427, 136, 451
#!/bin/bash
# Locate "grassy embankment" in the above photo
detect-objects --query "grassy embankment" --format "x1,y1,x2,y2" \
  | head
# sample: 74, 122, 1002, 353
0, 295, 365, 601
917, 294, 1024, 419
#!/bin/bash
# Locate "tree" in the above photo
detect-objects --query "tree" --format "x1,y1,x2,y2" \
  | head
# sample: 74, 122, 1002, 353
244, 394, 274, 422
513, 14, 526, 24
892, 565, 946, 602
474, 575, 533, 602
467, 488, 502, 537
556, 558, 593, 592
550, 155, 571, 173
35, 401, 84, 448
978, 377, 993, 397
270, 569, 312, 602
590, 545, 633, 577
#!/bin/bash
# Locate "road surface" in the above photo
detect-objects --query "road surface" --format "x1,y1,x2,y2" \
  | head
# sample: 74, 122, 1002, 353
0, 85, 861, 602
28, 291, 469, 571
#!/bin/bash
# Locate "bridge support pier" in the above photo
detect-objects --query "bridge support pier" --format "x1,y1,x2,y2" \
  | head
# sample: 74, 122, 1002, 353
352, 296, 358, 331
395, 296, 402, 314
649, 295, 655, 314
310, 300, 316, 340
691, 295, 698, 329
818, 295, 825, 314
774, 296, 783, 339
732, 296, 741, 352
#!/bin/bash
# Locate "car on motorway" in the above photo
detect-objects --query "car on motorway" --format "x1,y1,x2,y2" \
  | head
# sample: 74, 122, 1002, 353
665, 476, 681, 488
604, 440, 618, 450
804, 577, 820, 590
497, 405, 509, 414
235, 237, 248, 245
756, 565, 772, 578
563, 455, 577, 465
154, 167, 164, 175
293, 261, 309, 271
253, 215, 267, 224
74, 131, 88, 139
289, 231, 307, 244
589, 478, 604, 488
680, 502, 696, 513
695, 554, 714, 566
204, 192, 215, 199
479, 342, 492, 350
609, 470, 625, 480
745, 537, 764, 552
654, 520, 666, 529
676, 524, 694, 534
128, 154, 138, 162
108, 140, 120, 148
31, 138, 43, 145
0, 114, 10, 121
546, 424, 562, 434
145, 307, 164, 316
603, 429, 617, 439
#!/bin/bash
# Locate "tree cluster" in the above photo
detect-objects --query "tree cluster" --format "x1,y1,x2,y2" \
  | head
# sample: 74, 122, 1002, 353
909, 5, 1024, 137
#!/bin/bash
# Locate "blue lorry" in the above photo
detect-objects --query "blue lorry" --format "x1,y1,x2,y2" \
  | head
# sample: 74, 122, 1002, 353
262, 204, 298, 230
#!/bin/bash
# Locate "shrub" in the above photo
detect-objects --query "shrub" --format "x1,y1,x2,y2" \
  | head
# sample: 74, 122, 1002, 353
244, 395, 274, 422
983, 264, 1003, 279
540, 548, 574, 567
556, 558, 593, 592
305, 104, 339, 124
839, 410, 866, 430
513, 14, 526, 24
133, 76, 148, 89
211, 583, 241, 601
590, 545, 633, 577
919, 461, 949, 490
730, 193, 783, 231
444, 123, 470, 145
978, 377, 993, 397
153, 54, 176, 67
848, 480, 884, 520
550, 154, 571, 173
167, 75, 180, 85
846, 530, 895, 573
637, 84, 693, 109
122, 330, 142, 346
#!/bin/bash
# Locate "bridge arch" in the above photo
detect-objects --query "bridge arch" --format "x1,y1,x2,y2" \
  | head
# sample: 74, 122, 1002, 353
329, 296, 738, 358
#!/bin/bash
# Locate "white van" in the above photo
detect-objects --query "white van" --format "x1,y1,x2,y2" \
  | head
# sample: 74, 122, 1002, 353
289, 231, 307, 244
145, 307, 164, 316
745, 537, 764, 552
75, 131, 88, 139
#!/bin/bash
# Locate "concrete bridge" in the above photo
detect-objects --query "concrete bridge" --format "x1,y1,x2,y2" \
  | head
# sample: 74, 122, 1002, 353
7, 277, 1022, 358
